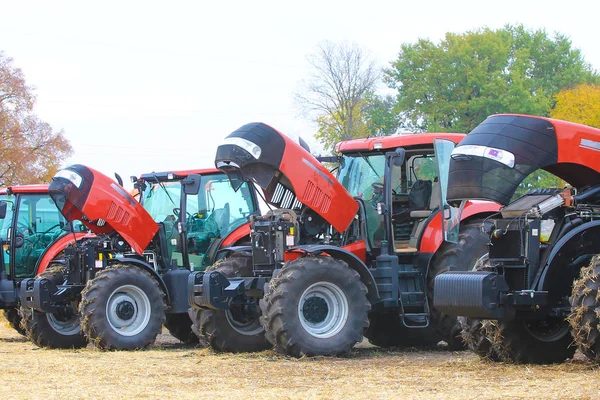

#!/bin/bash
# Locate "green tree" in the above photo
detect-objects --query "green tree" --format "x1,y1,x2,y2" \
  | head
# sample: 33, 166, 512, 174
385, 25, 600, 133
550, 84, 600, 128
296, 41, 381, 152
0, 51, 72, 186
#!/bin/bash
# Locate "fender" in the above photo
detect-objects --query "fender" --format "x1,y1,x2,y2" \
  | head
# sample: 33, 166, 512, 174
35, 232, 95, 275
293, 244, 379, 302
221, 223, 251, 247
107, 257, 171, 306
419, 201, 499, 254
536, 220, 600, 291
216, 245, 252, 258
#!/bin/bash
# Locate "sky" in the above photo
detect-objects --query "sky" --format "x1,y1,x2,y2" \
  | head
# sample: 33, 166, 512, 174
2, 0, 599, 189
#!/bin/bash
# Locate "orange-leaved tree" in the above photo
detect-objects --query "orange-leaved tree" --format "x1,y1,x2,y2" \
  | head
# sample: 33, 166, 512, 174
550, 84, 600, 128
0, 51, 72, 187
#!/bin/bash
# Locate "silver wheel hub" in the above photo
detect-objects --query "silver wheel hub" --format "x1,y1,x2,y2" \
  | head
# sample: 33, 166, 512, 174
46, 313, 81, 336
106, 285, 151, 336
298, 281, 349, 338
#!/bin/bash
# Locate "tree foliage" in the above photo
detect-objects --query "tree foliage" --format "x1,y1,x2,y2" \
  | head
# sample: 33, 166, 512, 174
550, 84, 600, 128
385, 25, 600, 133
0, 51, 72, 187
296, 41, 388, 152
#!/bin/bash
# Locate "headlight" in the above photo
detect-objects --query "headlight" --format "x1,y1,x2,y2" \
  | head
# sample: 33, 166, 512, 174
451, 145, 515, 168
55, 169, 83, 188
223, 137, 262, 159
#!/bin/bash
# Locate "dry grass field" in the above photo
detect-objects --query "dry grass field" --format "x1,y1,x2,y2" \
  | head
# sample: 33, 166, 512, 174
0, 320, 598, 400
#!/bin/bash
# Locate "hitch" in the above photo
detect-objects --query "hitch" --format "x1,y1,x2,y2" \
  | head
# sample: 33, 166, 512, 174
187, 271, 269, 310
19, 278, 83, 314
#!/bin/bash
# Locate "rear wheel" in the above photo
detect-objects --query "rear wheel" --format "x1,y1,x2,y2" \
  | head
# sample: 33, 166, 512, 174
569, 255, 600, 362
80, 265, 166, 350
364, 312, 442, 348
260, 257, 370, 357
189, 255, 270, 353
428, 222, 489, 349
164, 313, 199, 344
3, 308, 26, 336
20, 267, 87, 349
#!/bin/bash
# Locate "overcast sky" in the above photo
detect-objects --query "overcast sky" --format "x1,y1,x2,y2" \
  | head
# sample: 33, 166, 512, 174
2, 0, 598, 188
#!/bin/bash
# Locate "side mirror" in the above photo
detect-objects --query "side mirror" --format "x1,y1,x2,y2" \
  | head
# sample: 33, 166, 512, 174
0, 202, 6, 219
182, 174, 201, 195
392, 148, 406, 167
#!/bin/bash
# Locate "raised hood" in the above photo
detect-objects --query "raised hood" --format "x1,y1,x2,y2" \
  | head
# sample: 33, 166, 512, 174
447, 114, 600, 205
215, 122, 358, 233
49, 164, 158, 255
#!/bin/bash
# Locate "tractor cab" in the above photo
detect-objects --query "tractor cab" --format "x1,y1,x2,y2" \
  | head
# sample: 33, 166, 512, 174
136, 170, 258, 271
336, 134, 464, 259
0, 185, 87, 313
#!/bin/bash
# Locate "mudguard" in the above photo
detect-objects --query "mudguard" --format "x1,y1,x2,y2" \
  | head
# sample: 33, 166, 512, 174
292, 244, 379, 302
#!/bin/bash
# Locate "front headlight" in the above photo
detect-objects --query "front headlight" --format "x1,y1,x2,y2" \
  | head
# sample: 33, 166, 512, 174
223, 137, 262, 159
451, 145, 515, 168
55, 169, 83, 188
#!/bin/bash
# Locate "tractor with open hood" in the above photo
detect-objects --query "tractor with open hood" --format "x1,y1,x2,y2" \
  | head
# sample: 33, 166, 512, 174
187, 122, 499, 356
0, 185, 89, 343
20, 165, 258, 349
433, 114, 600, 364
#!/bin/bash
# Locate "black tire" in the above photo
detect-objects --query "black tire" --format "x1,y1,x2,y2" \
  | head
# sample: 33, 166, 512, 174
79, 264, 166, 350
458, 317, 501, 361
3, 308, 26, 336
569, 255, 600, 362
189, 255, 270, 353
260, 256, 370, 357
164, 313, 200, 345
490, 318, 575, 364
20, 267, 88, 349
364, 312, 442, 348
428, 222, 489, 349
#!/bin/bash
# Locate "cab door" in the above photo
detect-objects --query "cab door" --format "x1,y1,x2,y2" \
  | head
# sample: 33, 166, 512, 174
433, 139, 460, 243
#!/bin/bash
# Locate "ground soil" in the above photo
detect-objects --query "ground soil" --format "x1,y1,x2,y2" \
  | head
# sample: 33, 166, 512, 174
0, 319, 598, 399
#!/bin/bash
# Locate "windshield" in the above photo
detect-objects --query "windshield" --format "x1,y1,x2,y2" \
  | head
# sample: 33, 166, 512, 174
338, 154, 385, 198
140, 174, 256, 270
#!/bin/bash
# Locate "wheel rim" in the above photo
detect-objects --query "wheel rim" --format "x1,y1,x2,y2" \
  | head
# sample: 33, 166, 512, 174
106, 285, 151, 336
298, 281, 348, 338
46, 313, 81, 336
225, 305, 264, 336
524, 318, 570, 343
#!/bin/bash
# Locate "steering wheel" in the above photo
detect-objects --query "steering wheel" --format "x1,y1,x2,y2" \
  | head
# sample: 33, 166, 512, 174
17, 222, 34, 236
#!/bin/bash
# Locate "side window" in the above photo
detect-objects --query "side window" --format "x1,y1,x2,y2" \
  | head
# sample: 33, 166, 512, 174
409, 155, 437, 182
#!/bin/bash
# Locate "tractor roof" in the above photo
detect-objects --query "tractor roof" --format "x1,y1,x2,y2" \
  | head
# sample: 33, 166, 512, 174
336, 133, 466, 153
139, 168, 221, 181
0, 184, 49, 195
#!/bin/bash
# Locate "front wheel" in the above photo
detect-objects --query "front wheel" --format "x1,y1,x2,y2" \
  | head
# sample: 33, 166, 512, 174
260, 257, 370, 357
189, 255, 270, 353
80, 265, 166, 350
569, 255, 600, 362
458, 317, 500, 361
19, 267, 87, 349
4, 308, 26, 336
164, 313, 200, 345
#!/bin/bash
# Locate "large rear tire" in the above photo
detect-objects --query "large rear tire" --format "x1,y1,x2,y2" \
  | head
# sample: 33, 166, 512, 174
189, 255, 270, 353
428, 222, 489, 349
20, 267, 88, 349
3, 308, 26, 336
364, 312, 442, 348
569, 255, 600, 362
164, 313, 199, 344
80, 265, 166, 350
260, 256, 370, 357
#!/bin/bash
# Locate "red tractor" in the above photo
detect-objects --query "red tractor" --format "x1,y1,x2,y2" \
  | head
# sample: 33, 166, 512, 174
188, 122, 499, 356
434, 114, 600, 364
20, 166, 258, 349
0, 185, 89, 339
